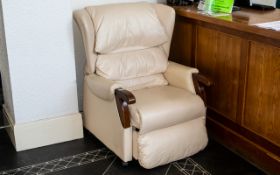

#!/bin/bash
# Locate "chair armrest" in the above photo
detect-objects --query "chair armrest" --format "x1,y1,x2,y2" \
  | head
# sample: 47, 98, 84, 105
193, 73, 213, 87
115, 88, 136, 128
192, 73, 213, 104
85, 74, 123, 101
164, 61, 198, 94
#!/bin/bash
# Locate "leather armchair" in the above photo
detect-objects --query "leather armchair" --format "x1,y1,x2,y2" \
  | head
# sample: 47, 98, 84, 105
74, 2, 211, 169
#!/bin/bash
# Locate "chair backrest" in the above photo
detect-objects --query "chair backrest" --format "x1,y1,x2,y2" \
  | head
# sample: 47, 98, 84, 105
74, 2, 175, 90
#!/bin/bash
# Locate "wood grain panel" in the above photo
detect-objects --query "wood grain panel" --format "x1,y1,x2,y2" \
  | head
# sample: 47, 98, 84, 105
207, 117, 280, 175
196, 26, 242, 122
169, 16, 194, 66
172, 7, 280, 174
243, 42, 280, 146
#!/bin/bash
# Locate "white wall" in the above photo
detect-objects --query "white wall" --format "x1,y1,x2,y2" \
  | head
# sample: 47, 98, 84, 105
72, 0, 165, 110
2, 0, 79, 124
0, 0, 15, 121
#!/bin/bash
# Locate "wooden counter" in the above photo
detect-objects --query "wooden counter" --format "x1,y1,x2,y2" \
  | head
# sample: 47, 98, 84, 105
170, 5, 280, 174
175, 5, 280, 42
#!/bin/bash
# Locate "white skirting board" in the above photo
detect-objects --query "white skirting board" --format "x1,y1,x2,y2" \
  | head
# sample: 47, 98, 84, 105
3, 105, 84, 151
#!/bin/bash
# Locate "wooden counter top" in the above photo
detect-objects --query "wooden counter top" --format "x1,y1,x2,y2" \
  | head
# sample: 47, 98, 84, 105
173, 5, 280, 42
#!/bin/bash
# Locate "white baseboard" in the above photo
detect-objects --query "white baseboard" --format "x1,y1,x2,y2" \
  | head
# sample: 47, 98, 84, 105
3, 105, 84, 151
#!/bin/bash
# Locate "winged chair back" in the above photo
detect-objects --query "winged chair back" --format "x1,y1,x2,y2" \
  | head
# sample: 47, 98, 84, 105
74, 3, 175, 90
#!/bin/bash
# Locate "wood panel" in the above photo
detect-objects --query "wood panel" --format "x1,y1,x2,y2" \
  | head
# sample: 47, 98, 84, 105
169, 16, 194, 66
196, 26, 242, 122
243, 42, 280, 146
207, 117, 280, 175
171, 6, 280, 174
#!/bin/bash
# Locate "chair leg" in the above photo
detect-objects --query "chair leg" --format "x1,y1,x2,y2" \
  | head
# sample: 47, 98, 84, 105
121, 161, 129, 167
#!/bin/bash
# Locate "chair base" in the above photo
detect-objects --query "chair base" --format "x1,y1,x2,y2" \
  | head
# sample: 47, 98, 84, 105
84, 79, 208, 169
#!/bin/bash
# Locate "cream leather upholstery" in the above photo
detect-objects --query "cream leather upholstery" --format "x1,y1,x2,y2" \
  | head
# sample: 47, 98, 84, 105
86, 3, 168, 54
85, 74, 123, 101
129, 86, 205, 134
116, 74, 168, 91
136, 117, 207, 168
164, 61, 199, 94
96, 47, 168, 80
73, 9, 96, 74
74, 2, 208, 169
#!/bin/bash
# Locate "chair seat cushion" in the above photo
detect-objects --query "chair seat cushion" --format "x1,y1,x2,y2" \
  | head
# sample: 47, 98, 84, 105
129, 86, 205, 134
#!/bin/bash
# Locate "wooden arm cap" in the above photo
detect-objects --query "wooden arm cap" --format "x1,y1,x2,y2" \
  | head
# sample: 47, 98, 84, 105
193, 73, 214, 87
192, 73, 213, 104
115, 88, 136, 128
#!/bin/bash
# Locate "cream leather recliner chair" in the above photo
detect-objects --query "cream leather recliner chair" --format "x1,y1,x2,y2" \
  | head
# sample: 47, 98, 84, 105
74, 2, 211, 169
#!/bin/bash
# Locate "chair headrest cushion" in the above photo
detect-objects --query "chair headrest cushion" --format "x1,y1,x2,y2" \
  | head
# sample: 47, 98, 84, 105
86, 2, 168, 54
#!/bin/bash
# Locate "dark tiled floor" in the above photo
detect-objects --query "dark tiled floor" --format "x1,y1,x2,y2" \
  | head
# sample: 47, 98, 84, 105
0, 126, 266, 175
191, 140, 266, 175
0, 129, 103, 171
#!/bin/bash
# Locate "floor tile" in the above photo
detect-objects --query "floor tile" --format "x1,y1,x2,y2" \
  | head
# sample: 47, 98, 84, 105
0, 126, 265, 175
